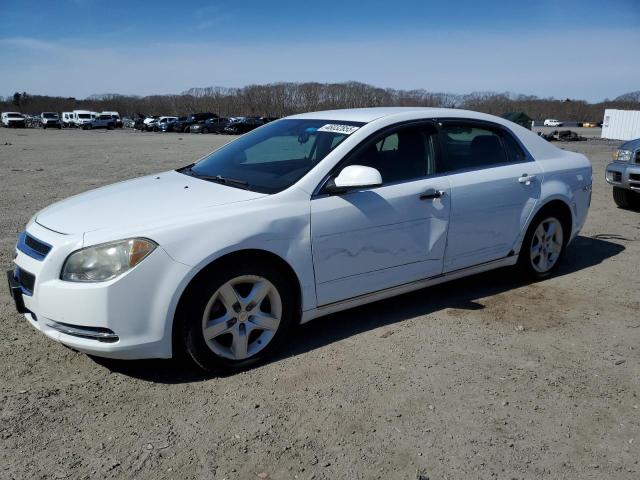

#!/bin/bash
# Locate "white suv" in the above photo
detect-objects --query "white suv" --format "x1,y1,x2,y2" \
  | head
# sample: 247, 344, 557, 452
543, 119, 563, 127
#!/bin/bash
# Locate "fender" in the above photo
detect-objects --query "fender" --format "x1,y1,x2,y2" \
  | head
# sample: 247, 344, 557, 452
511, 186, 575, 256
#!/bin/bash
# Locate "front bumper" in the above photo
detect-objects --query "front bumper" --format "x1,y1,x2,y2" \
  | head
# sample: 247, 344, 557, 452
9, 222, 191, 359
606, 161, 640, 191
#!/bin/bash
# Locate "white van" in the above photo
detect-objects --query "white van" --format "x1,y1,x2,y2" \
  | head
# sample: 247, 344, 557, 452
61, 112, 74, 127
72, 110, 93, 127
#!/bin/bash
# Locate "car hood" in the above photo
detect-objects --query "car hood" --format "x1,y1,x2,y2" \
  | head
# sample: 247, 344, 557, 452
35, 170, 267, 235
620, 138, 640, 151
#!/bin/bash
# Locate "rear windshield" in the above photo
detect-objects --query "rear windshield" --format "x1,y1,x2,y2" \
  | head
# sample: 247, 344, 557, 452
184, 119, 365, 194
78, 114, 91, 119
8, 113, 23, 118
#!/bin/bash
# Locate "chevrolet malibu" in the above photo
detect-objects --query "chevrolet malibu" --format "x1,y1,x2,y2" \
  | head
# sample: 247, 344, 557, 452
7, 108, 592, 372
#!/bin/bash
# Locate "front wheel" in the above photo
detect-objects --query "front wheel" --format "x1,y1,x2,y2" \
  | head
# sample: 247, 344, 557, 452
613, 187, 640, 210
518, 213, 566, 279
179, 261, 297, 373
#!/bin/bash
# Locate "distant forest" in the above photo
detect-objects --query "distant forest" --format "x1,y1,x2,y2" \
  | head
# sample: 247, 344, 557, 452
2, 82, 639, 121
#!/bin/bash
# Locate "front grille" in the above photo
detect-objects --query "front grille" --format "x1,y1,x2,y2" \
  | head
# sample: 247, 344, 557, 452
24, 234, 52, 258
16, 268, 35, 295
636, 151, 640, 164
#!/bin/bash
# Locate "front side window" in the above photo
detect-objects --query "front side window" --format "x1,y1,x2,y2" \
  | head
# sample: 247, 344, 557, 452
438, 123, 519, 172
186, 119, 364, 193
341, 123, 437, 184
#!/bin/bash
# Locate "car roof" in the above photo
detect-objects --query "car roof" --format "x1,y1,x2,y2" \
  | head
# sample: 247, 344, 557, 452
287, 107, 511, 124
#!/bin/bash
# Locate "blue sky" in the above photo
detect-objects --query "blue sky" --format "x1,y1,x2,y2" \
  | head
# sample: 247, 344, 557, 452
1, 0, 639, 101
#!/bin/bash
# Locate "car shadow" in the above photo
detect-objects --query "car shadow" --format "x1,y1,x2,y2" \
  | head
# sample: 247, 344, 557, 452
92, 235, 624, 383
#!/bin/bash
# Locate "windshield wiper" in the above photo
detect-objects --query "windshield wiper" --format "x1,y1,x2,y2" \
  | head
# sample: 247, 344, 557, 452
179, 166, 251, 190
201, 174, 250, 189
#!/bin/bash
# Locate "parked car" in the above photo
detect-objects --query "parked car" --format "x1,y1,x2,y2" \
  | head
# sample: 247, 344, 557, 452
543, 119, 563, 127
102, 111, 123, 128
7, 107, 592, 373
132, 114, 148, 130
141, 116, 159, 131
122, 117, 135, 128
61, 112, 74, 128
171, 112, 217, 133
24, 115, 41, 128
151, 116, 178, 132
40, 112, 62, 129
190, 117, 229, 134
72, 110, 93, 128
82, 114, 116, 130
605, 138, 640, 209
224, 116, 264, 134
159, 116, 186, 132
1, 112, 26, 128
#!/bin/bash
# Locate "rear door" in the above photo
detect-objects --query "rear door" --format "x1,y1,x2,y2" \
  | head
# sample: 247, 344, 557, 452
311, 121, 451, 305
437, 120, 542, 272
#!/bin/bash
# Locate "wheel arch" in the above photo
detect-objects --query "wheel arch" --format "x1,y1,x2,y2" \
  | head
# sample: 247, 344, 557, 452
511, 195, 575, 255
170, 248, 303, 357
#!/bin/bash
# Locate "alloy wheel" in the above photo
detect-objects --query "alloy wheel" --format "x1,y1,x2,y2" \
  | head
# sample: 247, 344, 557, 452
201, 275, 282, 360
529, 217, 563, 273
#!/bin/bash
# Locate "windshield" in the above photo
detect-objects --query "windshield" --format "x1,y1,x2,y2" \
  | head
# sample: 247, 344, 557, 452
185, 119, 364, 193
78, 114, 91, 119
43, 113, 58, 118
8, 113, 23, 118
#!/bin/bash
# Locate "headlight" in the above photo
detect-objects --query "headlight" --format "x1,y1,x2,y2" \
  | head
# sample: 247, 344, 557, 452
61, 238, 157, 282
613, 149, 632, 162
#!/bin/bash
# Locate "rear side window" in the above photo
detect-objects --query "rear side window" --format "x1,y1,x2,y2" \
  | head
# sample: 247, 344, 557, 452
501, 131, 527, 163
438, 125, 508, 172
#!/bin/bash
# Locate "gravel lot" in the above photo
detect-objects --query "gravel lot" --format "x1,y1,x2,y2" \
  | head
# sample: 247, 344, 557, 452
1, 127, 638, 480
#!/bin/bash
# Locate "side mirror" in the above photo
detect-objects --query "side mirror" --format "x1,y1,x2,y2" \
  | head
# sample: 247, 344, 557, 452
325, 165, 382, 194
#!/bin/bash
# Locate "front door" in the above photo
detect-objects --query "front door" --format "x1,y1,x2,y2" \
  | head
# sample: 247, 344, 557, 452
311, 122, 451, 306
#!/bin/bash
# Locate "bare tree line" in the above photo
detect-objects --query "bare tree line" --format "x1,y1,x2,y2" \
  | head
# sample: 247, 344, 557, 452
2, 82, 639, 121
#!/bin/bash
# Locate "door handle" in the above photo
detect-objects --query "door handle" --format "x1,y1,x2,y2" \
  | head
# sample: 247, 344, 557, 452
518, 174, 537, 184
420, 189, 444, 200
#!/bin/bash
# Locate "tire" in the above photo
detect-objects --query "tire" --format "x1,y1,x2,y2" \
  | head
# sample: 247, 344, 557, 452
43, 125, 47, 130
108, 123, 115, 130
613, 187, 640, 210
518, 210, 567, 279
179, 258, 297, 373
202, 127, 209, 134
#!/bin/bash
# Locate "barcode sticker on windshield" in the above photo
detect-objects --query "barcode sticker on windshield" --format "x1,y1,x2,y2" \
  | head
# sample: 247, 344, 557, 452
317, 124, 360, 135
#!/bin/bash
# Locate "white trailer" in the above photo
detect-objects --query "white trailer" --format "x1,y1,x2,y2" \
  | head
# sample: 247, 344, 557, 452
601, 109, 640, 141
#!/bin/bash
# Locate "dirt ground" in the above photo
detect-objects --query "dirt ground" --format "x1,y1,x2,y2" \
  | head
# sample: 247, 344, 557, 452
0, 127, 638, 480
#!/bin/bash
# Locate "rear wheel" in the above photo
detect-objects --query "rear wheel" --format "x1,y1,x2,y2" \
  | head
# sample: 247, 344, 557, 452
613, 187, 640, 210
179, 260, 296, 373
202, 127, 209, 134
518, 212, 566, 279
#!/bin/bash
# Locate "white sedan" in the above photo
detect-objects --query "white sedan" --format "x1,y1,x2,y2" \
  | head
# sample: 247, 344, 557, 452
8, 108, 592, 372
